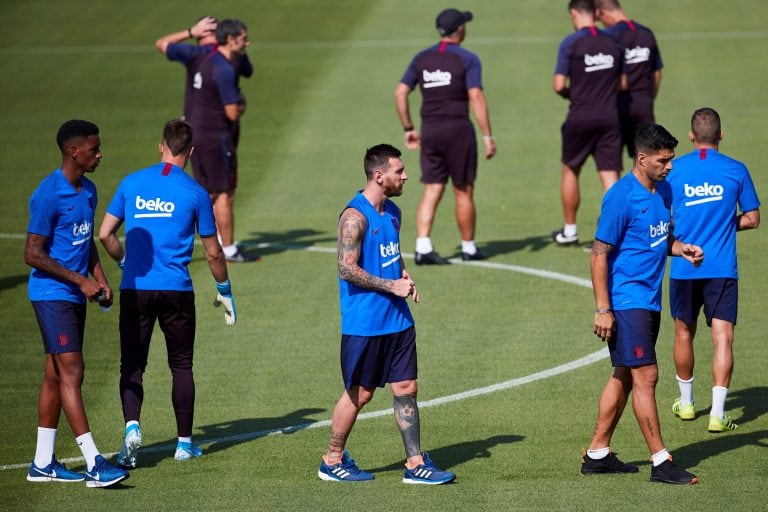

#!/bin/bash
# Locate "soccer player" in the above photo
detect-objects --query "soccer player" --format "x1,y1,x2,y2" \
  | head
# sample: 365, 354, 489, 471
25, 119, 129, 488
395, 8, 496, 265
156, 18, 256, 263
667, 108, 760, 432
552, 0, 626, 246
584, 124, 701, 485
595, 0, 663, 159
99, 119, 237, 467
317, 144, 455, 484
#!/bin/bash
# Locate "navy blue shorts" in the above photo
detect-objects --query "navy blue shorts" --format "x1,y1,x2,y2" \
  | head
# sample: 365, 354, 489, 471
420, 120, 477, 186
340, 326, 417, 390
669, 278, 738, 327
561, 116, 622, 171
608, 309, 660, 367
190, 130, 237, 193
31, 300, 86, 354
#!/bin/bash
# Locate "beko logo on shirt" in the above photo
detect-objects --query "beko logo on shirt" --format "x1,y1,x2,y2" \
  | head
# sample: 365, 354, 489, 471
135, 195, 175, 218
584, 53, 614, 72
380, 241, 401, 268
193, 72, 203, 89
625, 46, 651, 64
648, 220, 669, 248
72, 221, 92, 246
683, 182, 724, 206
423, 69, 452, 88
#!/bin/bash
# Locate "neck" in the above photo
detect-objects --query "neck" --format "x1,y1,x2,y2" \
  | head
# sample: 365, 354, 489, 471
218, 46, 235, 61
573, 12, 595, 31
361, 186, 387, 213
693, 142, 719, 151
161, 154, 188, 169
60, 161, 84, 189
603, 10, 628, 26
632, 167, 656, 192
441, 35, 461, 45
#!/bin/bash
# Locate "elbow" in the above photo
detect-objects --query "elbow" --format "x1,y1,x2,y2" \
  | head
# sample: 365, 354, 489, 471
155, 40, 167, 54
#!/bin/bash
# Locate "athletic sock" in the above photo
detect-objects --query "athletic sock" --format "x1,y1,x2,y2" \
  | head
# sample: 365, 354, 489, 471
676, 374, 694, 405
563, 224, 577, 237
178, 436, 192, 444
586, 447, 610, 460
711, 386, 728, 419
415, 237, 433, 254
75, 432, 100, 471
222, 244, 238, 258
461, 240, 477, 255
34, 427, 57, 468
651, 448, 671, 467
125, 420, 139, 433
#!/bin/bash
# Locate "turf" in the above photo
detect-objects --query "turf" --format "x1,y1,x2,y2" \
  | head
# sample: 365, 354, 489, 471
1, 0, 767, 510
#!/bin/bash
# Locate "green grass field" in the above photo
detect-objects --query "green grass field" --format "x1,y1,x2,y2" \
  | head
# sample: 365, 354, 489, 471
1, 0, 767, 510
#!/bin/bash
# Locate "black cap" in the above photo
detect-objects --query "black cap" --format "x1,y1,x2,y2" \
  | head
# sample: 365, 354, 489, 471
436, 8, 473, 36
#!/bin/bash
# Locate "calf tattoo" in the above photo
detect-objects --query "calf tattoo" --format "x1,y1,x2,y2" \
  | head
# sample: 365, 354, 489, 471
394, 394, 421, 458
329, 431, 348, 451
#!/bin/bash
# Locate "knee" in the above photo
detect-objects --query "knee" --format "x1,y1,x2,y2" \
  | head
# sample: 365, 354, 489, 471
633, 367, 659, 390
391, 380, 418, 396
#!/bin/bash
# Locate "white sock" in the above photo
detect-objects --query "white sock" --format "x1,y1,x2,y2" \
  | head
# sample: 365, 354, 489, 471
125, 420, 139, 433
651, 448, 671, 467
711, 386, 728, 419
178, 436, 192, 445
461, 240, 477, 255
34, 427, 57, 468
222, 244, 238, 257
587, 447, 609, 460
676, 374, 694, 405
563, 224, 577, 237
75, 432, 100, 471
415, 237, 433, 254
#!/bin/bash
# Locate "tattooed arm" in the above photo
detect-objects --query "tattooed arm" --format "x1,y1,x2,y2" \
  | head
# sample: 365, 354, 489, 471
337, 208, 414, 298
590, 239, 615, 342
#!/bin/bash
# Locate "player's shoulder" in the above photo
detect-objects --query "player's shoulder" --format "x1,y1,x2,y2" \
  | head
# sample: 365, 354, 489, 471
31, 169, 65, 199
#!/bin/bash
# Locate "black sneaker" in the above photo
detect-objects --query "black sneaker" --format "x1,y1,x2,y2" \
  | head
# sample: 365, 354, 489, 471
650, 458, 698, 485
225, 248, 260, 263
552, 230, 579, 246
580, 450, 639, 475
461, 250, 488, 261
414, 251, 451, 265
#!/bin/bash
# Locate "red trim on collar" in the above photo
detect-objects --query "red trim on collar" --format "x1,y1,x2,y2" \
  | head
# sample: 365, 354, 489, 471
162, 162, 172, 176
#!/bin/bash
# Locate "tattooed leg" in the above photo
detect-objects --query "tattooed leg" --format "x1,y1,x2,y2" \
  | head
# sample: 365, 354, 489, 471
393, 394, 421, 458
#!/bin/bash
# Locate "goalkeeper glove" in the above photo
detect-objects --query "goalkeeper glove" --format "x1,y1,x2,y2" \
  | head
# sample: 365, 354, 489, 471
117, 256, 125, 270
213, 279, 237, 326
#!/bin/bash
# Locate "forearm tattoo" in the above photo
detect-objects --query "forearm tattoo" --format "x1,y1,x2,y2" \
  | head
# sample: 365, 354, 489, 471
337, 210, 393, 293
393, 394, 421, 458
591, 239, 613, 256
329, 430, 348, 451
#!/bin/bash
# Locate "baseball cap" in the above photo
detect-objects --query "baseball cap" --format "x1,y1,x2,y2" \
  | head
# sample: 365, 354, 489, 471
436, 8, 473, 36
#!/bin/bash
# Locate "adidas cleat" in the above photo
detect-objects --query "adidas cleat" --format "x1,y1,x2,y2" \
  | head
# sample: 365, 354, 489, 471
116, 423, 142, 468
318, 450, 374, 482
402, 452, 455, 485
708, 415, 738, 433
672, 399, 696, 420
174, 442, 203, 461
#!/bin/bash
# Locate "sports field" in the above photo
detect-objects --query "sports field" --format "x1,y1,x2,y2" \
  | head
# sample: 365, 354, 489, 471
1, 0, 767, 510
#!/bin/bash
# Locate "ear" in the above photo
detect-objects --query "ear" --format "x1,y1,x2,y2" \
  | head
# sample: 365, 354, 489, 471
718, 130, 724, 141
67, 143, 79, 159
688, 131, 695, 142
158, 142, 164, 154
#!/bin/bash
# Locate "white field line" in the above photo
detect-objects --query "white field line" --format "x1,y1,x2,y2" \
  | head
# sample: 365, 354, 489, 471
0, 30, 766, 55
0, 235, 603, 471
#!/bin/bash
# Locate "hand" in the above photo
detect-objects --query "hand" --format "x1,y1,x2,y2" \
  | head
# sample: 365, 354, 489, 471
96, 285, 114, 308
80, 278, 103, 302
213, 279, 237, 326
404, 130, 420, 150
401, 270, 419, 303
593, 310, 615, 342
484, 137, 496, 160
192, 16, 218, 39
681, 243, 703, 267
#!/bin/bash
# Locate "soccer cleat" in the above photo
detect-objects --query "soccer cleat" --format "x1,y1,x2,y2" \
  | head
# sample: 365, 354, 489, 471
708, 415, 738, 433
402, 452, 456, 485
461, 250, 488, 261
580, 450, 639, 475
174, 442, 203, 461
26, 455, 85, 483
116, 423, 142, 468
650, 458, 698, 485
85, 455, 129, 488
317, 450, 374, 482
225, 248, 259, 263
672, 399, 696, 420
551, 230, 579, 246
414, 251, 451, 265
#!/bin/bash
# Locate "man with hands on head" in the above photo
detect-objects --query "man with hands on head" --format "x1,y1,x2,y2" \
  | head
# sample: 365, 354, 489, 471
99, 119, 236, 468
584, 124, 701, 485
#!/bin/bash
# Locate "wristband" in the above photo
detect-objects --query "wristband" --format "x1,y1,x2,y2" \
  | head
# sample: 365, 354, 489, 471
403, 126, 414, 132
483, 135, 494, 141
595, 308, 613, 314
187, 27, 193, 38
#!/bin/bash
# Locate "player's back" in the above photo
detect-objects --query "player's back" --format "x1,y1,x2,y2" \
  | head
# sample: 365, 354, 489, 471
605, 20, 661, 98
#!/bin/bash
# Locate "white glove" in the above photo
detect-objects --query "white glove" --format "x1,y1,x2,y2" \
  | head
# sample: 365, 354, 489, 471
213, 280, 237, 326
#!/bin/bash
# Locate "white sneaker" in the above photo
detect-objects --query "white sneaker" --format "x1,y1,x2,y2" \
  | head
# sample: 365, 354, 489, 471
551, 230, 579, 246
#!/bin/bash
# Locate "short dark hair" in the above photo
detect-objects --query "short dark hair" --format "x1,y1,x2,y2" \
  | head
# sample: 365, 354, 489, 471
162, 119, 194, 156
56, 119, 99, 152
569, 0, 595, 13
594, 0, 621, 10
363, 144, 401, 180
635, 124, 678, 155
691, 107, 721, 145
215, 18, 247, 45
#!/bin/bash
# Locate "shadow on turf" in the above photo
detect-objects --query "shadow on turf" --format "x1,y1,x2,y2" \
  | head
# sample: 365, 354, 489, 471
447, 236, 553, 259
126, 408, 325, 468
0, 274, 27, 292
366, 434, 525, 473
239, 229, 336, 257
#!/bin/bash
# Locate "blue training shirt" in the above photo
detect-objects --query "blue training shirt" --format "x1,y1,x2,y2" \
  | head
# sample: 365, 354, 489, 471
595, 173, 673, 311
27, 169, 97, 303
668, 148, 760, 279
106, 162, 217, 291
338, 192, 414, 336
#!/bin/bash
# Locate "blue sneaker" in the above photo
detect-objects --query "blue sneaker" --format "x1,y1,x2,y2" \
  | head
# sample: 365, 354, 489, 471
318, 450, 374, 482
174, 441, 203, 461
402, 452, 455, 485
85, 455, 129, 488
26, 455, 84, 483
116, 423, 142, 468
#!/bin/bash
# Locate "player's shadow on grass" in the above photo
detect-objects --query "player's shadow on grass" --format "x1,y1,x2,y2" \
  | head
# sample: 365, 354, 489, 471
238, 229, 336, 257
366, 434, 525, 474
451, 236, 552, 259
0, 274, 28, 292
669, 429, 768, 468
